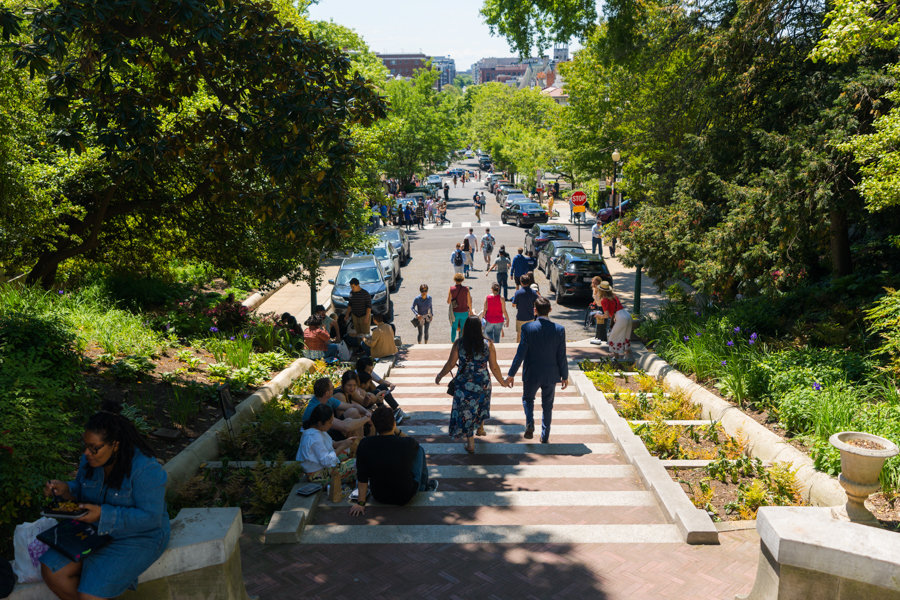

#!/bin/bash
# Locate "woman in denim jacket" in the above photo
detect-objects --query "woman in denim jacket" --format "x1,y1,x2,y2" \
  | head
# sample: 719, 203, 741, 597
42, 401, 170, 599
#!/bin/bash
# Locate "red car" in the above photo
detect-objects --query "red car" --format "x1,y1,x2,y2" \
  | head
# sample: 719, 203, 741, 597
597, 199, 631, 223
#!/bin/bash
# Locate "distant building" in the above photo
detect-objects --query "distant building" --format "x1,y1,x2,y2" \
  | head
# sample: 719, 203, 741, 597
553, 43, 569, 62
540, 86, 569, 106
431, 56, 457, 86
480, 63, 528, 84
471, 57, 521, 84
377, 53, 429, 79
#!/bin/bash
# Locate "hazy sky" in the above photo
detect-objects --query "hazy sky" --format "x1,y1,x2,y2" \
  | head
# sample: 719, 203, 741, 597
307, 0, 577, 72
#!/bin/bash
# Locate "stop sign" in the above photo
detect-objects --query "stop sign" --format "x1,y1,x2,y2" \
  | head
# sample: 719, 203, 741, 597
571, 191, 588, 206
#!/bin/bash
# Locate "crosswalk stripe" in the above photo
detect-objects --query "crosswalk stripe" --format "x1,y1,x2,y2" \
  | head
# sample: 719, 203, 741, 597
301, 524, 682, 544
427, 464, 635, 478
327, 490, 655, 508
397, 397, 585, 406
406, 410, 594, 420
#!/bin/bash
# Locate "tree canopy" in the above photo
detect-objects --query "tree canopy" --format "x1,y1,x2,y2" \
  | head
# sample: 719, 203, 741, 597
0, 0, 387, 287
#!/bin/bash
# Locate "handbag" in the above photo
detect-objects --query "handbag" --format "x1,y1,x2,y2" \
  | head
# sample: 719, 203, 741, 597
410, 316, 420, 328
446, 369, 457, 396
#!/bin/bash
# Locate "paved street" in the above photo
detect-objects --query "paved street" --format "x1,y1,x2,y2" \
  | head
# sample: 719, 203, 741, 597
392, 158, 663, 345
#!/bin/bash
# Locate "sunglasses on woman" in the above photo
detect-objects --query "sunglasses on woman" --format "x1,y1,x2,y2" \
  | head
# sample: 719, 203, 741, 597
81, 439, 108, 455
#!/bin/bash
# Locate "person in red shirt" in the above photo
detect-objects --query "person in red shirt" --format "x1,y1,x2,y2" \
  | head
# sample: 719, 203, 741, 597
595, 281, 633, 360
303, 314, 339, 360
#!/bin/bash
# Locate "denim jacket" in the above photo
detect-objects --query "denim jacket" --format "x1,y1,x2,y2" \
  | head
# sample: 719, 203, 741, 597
67, 450, 170, 539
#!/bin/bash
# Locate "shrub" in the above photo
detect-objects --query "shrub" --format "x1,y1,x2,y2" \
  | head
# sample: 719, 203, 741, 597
867, 288, 900, 377
219, 395, 305, 460
0, 311, 83, 530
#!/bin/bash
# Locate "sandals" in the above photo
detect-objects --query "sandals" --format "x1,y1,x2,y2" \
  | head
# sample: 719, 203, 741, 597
465, 445, 475, 454
476, 425, 486, 437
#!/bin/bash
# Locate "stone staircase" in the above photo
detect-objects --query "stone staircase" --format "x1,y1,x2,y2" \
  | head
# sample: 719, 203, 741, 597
304, 343, 682, 545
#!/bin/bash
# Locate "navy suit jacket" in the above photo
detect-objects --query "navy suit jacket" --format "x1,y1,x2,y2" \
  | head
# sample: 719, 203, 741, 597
508, 317, 568, 384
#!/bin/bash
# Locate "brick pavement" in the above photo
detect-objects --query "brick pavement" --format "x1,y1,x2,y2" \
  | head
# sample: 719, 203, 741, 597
238, 341, 760, 599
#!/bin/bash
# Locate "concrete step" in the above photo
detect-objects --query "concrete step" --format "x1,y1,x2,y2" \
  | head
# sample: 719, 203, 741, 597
301, 523, 681, 544
326, 490, 656, 508
404, 410, 595, 421
421, 442, 615, 455
402, 424, 606, 436
394, 360, 517, 368
396, 397, 586, 406
387, 385, 580, 395
427, 464, 636, 478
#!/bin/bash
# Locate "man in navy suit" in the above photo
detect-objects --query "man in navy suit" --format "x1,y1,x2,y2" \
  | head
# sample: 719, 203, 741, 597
506, 297, 569, 443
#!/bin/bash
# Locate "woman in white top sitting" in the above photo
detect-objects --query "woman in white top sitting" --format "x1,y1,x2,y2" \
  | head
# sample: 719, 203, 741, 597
296, 404, 358, 486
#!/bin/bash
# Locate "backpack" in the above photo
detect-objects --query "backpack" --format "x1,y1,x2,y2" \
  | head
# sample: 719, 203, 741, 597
453, 250, 464, 266
483, 235, 494, 253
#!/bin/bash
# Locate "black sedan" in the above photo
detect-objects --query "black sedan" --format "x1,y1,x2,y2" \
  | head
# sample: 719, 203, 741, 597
501, 202, 550, 227
537, 240, 587, 272
548, 252, 613, 305
524, 223, 571, 253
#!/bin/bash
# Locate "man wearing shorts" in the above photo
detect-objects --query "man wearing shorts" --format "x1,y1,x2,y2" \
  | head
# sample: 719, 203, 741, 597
481, 228, 495, 267
463, 228, 479, 272
346, 278, 372, 337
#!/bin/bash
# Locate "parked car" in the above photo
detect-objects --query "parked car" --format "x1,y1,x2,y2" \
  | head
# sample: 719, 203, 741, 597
375, 227, 411, 265
524, 223, 572, 253
499, 202, 547, 228
426, 174, 442, 186
329, 256, 393, 322
597, 199, 632, 223
447, 168, 466, 178
490, 179, 511, 194
537, 240, 587, 272
495, 183, 517, 198
353, 241, 401, 292
464, 149, 474, 158
503, 193, 528, 208
488, 174, 503, 186
498, 187, 524, 202
548, 252, 613, 305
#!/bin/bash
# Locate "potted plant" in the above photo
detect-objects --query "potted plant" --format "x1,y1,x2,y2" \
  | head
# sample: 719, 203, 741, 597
829, 431, 899, 526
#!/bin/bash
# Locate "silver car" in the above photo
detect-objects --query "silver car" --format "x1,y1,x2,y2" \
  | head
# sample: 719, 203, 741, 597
353, 241, 401, 292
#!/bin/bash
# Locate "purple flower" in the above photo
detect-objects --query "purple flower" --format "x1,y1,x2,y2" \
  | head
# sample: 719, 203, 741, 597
727, 341, 734, 347
695, 310, 701, 316
813, 382, 822, 391
734, 326, 741, 333
243, 334, 249, 339
721, 360, 727, 367
57, 290, 64, 295
695, 332, 701, 337
210, 327, 219, 333
749, 339, 755, 345
750, 333, 758, 340
229, 336, 235, 341
683, 335, 689, 342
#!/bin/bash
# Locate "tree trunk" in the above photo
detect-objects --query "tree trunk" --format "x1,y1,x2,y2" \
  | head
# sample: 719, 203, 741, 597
829, 209, 853, 277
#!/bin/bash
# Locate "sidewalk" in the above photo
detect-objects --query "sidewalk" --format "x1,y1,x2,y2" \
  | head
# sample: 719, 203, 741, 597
254, 258, 343, 321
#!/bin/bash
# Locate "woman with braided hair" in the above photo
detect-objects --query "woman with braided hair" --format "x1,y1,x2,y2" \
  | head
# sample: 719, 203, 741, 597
41, 401, 170, 599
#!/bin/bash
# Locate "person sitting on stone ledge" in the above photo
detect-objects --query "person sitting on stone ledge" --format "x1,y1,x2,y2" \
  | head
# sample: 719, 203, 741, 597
354, 357, 409, 425
297, 404, 358, 487
358, 313, 397, 359
41, 401, 170, 600
349, 407, 438, 516
302, 378, 370, 442
332, 370, 380, 416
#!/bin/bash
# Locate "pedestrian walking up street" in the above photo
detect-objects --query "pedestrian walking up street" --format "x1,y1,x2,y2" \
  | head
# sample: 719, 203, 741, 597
591, 221, 604, 255
473, 192, 482, 222
435, 317, 510, 453
480, 282, 509, 343
447, 273, 474, 343
506, 297, 569, 443
415, 201, 425, 230
450, 243, 465, 276
485, 245, 511, 300
481, 228, 495, 267
443, 183, 449, 202
463, 228, 479, 275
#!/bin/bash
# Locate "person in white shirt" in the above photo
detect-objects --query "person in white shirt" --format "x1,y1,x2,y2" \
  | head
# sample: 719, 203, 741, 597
591, 222, 603, 255
297, 404, 358, 486
463, 228, 479, 272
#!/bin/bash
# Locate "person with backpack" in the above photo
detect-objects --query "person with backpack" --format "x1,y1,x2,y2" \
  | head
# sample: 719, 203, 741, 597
450, 242, 466, 276
473, 192, 482, 222
463, 228, 478, 276
594, 281, 633, 360
481, 228, 495, 268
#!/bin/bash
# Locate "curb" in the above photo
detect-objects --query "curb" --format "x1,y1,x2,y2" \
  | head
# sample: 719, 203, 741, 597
163, 357, 316, 490
633, 349, 847, 507
569, 362, 719, 545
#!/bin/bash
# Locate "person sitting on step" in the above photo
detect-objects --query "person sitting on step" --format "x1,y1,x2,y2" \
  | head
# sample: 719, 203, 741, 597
333, 371, 380, 416
349, 407, 438, 516
359, 313, 397, 359
302, 378, 370, 442
297, 404, 358, 487
354, 357, 409, 425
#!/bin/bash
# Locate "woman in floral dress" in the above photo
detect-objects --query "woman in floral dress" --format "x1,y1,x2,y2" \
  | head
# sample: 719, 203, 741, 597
435, 317, 510, 453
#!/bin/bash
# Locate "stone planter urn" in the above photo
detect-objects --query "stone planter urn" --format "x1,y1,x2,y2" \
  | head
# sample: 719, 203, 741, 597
829, 431, 899, 526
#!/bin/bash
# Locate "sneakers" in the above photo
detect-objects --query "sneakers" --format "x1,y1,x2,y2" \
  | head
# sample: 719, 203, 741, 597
349, 488, 372, 502
590, 339, 607, 346
394, 408, 408, 425
425, 480, 439, 492
524, 424, 534, 439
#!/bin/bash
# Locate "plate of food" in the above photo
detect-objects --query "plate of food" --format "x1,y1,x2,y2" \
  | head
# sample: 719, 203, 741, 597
42, 500, 89, 520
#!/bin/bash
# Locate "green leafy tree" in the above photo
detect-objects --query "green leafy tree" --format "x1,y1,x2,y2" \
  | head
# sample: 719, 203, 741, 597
480, 0, 598, 56
0, 0, 386, 287
454, 73, 474, 87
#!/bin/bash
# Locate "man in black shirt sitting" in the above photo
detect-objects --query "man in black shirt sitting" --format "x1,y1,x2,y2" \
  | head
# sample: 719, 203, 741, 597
349, 407, 438, 515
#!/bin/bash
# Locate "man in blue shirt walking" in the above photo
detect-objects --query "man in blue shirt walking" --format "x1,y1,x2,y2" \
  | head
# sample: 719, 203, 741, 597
510, 247, 530, 291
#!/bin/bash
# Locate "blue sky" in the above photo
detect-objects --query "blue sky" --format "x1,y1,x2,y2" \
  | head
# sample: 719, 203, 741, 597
307, 0, 583, 72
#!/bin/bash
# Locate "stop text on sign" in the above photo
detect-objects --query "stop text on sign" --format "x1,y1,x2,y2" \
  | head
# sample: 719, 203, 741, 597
571, 191, 588, 206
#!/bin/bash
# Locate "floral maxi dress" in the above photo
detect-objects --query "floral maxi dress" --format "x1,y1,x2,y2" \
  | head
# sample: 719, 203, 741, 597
448, 339, 492, 438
